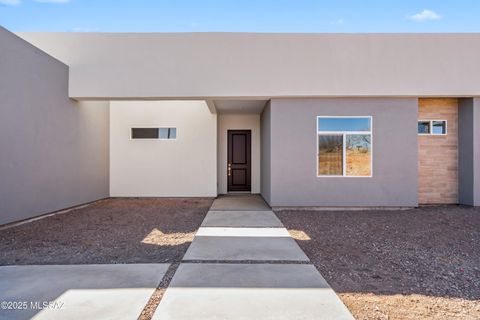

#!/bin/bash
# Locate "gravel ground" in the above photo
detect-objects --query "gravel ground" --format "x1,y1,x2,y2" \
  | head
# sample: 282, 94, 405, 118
139, 262, 180, 320
0, 197, 212, 320
277, 206, 480, 320
0, 198, 212, 265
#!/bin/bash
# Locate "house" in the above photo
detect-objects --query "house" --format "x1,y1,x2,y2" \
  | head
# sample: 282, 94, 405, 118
1, 26, 480, 225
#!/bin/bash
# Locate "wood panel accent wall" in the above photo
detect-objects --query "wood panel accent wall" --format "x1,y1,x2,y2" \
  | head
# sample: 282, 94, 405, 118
418, 98, 458, 204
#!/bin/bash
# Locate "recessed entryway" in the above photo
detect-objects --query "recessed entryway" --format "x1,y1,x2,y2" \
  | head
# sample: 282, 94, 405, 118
216, 110, 263, 195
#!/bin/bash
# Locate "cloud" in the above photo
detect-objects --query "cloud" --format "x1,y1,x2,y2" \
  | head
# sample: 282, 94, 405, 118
408, 9, 442, 22
0, 0, 21, 5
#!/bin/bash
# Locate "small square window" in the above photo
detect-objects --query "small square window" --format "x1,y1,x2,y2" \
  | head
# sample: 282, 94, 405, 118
432, 121, 446, 135
418, 121, 430, 134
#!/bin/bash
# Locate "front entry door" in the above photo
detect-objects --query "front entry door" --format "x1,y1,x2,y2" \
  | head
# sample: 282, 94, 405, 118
227, 130, 251, 192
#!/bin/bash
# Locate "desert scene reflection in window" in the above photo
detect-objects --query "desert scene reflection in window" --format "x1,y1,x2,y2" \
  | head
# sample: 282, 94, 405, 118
318, 135, 343, 175
346, 134, 371, 176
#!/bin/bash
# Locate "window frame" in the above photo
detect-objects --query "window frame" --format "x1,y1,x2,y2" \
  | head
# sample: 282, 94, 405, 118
316, 116, 373, 178
130, 127, 177, 140
417, 120, 447, 136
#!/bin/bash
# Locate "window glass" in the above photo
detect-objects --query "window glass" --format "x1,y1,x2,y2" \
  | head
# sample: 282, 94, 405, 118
159, 128, 177, 139
131, 128, 159, 139
317, 116, 372, 177
318, 135, 343, 176
346, 134, 372, 176
170, 128, 177, 139
418, 120, 447, 135
418, 121, 430, 134
318, 117, 371, 132
131, 128, 176, 139
432, 121, 446, 134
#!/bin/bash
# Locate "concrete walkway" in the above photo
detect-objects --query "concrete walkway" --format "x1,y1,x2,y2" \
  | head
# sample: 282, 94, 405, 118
154, 195, 354, 319
0, 264, 169, 320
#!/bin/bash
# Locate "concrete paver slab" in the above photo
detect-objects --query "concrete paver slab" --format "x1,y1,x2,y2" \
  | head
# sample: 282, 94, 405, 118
209, 195, 270, 211
153, 263, 354, 320
201, 210, 283, 228
183, 236, 309, 261
0, 264, 169, 320
196, 227, 290, 237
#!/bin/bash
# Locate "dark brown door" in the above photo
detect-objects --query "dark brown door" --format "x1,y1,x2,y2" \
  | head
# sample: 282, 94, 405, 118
227, 130, 251, 192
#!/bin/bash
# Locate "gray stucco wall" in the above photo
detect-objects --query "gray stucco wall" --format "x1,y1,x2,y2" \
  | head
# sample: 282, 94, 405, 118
16, 32, 480, 99
269, 98, 418, 207
260, 101, 271, 204
475, 98, 480, 206
458, 98, 475, 205
0, 27, 109, 225
458, 97, 480, 206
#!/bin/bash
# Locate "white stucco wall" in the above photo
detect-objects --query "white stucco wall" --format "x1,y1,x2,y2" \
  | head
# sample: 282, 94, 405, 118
217, 115, 261, 194
110, 101, 217, 197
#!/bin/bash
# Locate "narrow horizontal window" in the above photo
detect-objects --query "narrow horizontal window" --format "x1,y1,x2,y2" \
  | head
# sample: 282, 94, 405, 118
418, 120, 447, 135
317, 116, 372, 177
318, 117, 371, 132
131, 128, 177, 140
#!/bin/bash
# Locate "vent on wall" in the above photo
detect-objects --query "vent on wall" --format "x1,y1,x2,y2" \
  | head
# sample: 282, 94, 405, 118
131, 128, 177, 139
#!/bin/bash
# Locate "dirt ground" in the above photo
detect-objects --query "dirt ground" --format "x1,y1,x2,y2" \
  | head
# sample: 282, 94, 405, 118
277, 206, 480, 320
0, 198, 212, 265
0, 198, 212, 319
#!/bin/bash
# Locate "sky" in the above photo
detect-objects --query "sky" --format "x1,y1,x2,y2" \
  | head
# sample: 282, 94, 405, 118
1, 0, 479, 33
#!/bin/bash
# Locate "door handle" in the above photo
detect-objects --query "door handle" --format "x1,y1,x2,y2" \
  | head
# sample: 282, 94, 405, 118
228, 163, 231, 176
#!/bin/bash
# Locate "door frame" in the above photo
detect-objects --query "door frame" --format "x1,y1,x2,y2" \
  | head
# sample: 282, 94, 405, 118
227, 129, 252, 192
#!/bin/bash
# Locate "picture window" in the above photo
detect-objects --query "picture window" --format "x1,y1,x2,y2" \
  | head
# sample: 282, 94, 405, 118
317, 117, 372, 177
